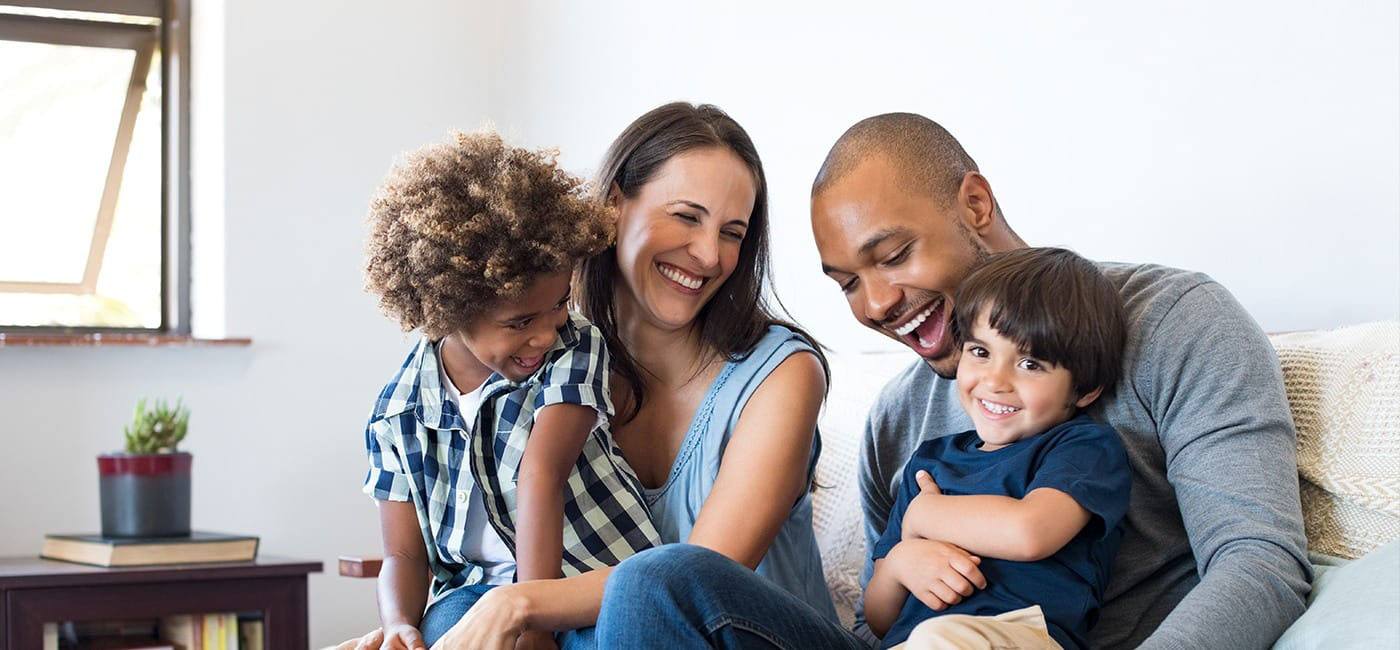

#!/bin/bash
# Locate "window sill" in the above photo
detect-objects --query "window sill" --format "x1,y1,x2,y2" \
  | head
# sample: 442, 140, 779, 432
0, 333, 251, 347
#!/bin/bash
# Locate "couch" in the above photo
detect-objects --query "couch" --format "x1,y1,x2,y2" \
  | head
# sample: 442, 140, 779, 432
810, 321, 1400, 647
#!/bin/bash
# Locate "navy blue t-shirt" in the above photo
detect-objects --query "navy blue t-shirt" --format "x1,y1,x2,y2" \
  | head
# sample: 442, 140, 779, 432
871, 414, 1131, 649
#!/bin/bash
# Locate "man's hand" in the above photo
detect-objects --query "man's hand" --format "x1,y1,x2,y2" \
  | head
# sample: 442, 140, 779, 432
902, 470, 941, 540
888, 538, 987, 611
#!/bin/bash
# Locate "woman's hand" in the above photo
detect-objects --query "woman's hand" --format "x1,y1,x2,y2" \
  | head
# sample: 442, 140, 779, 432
430, 585, 529, 650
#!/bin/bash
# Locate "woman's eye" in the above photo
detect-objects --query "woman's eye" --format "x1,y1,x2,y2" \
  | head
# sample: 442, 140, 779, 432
674, 212, 700, 223
722, 229, 745, 241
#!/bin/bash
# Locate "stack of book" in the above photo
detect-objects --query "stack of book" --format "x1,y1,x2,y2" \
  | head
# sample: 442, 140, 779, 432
41, 531, 258, 567
42, 615, 264, 650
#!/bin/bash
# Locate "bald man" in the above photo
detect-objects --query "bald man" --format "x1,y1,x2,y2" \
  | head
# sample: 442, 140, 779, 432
590, 115, 1310, 650
812, 114, 1309, 649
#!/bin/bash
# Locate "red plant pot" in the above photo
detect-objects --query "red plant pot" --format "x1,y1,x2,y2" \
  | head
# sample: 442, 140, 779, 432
97, 452, 192, 538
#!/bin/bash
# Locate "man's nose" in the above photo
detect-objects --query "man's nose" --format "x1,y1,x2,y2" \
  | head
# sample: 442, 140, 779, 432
864, 279, 902, 325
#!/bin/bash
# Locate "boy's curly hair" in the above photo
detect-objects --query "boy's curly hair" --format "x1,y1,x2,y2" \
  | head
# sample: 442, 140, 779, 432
365, 131, 613, 340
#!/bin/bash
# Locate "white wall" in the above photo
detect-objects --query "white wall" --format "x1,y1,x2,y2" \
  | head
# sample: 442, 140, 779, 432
489, 0, 1400, 353
1, 2, 1396, 647
1, 1, 500, 645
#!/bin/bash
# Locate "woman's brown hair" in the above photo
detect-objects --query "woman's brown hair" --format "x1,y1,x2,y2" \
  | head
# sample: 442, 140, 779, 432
580, 102, 825, 421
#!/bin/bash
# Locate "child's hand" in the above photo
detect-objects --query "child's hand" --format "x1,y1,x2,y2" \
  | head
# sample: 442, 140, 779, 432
380, 623, 428, 650
902, 470, 943, 540
514, 629, 558, 650
889, 538, 986, 611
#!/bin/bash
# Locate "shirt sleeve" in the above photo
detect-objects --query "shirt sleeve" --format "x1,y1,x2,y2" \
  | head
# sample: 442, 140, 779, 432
1027, 423, 1132, 539
533, 320, 614, 417
362, 415, 412, 502
1138, 281, 1310, 649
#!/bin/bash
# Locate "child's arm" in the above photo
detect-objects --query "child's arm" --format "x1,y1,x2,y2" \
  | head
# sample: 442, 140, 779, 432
375, 499, 431, 650
514, 403, 596, 582
902, 470, 1091, 562
864, 557, 908, 637
864, 539, 988, 638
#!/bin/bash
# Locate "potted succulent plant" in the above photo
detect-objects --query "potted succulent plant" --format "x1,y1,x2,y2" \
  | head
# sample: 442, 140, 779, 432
98, 398, 191, 538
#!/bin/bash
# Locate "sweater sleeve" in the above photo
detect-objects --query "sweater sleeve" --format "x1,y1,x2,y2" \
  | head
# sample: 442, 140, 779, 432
1138, 281, 1311, 649
852, 391, 902, 647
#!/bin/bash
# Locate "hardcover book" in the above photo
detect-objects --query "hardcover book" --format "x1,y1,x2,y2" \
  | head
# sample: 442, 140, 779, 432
41, 531, 259, 567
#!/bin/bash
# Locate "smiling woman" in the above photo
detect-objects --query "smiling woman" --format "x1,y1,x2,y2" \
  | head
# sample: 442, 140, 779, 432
397, 102, 837, 650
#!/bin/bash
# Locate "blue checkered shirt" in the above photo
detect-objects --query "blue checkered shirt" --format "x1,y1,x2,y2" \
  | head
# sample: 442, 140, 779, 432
362, 313, 660, 603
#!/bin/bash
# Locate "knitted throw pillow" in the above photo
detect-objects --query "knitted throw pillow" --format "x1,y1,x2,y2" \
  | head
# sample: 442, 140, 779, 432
1271, 322, 1400, 559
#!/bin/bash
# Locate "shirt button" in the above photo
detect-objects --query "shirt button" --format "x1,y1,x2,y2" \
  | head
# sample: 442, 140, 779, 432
456, 490, 468, 505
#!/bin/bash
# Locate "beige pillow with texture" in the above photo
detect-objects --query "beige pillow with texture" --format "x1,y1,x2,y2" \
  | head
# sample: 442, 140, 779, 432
813, 350, 909, 628
1271, 322, 1400, 559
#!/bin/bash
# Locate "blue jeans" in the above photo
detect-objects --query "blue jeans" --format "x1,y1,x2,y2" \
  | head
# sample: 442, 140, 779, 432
595, 544, 868, 649
420, 583, 599, 648
420, 584, 497, 646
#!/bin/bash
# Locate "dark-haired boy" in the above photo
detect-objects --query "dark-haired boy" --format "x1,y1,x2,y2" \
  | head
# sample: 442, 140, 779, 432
864, 248, 1131, 650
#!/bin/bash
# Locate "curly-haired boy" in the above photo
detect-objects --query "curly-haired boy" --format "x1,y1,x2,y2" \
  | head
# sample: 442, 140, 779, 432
360, 131, 660, 649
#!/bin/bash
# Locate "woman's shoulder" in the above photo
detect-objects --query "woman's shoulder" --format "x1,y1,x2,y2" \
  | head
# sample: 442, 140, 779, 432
737, 323, 817, 364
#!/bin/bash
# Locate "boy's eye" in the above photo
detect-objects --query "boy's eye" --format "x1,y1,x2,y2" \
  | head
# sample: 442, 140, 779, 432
967, 345, 988, 358
1018, 358, 1043, 371
508, 319, 532, 331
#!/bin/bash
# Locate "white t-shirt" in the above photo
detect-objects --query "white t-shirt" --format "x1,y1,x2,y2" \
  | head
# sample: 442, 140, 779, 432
438, 344, 516, 585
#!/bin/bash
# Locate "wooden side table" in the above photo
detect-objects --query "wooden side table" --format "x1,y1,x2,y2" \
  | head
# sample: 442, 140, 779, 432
0, 555, 322, 649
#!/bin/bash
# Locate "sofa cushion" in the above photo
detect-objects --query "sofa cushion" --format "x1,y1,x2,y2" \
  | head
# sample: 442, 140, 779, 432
1270, 322, 1400, 559
1273, 541, 1400, 649
813, 350, 909, 628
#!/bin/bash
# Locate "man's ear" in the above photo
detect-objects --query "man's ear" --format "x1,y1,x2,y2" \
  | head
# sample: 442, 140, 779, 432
1074, 385, 1105, 409
958, 171, 998, 234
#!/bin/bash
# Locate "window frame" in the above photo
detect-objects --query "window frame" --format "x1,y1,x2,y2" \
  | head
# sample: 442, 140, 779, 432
0, 0, 192, 336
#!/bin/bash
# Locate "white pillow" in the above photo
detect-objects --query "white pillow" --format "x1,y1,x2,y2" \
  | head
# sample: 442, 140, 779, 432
1271, 322, 1400, 559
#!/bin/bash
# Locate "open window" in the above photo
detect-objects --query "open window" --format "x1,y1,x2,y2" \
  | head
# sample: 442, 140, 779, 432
0, 0, 190, 333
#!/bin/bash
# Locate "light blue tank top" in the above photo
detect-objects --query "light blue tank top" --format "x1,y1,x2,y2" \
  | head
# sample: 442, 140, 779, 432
643, 325, 838, 621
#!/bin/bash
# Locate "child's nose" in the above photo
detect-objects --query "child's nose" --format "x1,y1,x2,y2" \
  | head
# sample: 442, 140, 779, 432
984, 365, 1014, 391
529, 328, 556, 350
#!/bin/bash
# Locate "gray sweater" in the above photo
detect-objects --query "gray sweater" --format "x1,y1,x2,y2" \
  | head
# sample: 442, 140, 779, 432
856, 262, 1312, 649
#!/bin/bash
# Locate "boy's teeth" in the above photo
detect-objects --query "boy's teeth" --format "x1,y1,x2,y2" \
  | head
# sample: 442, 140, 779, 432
659, 264, 703, 290
980, 399, 1020, 415
894, 303, 938, 337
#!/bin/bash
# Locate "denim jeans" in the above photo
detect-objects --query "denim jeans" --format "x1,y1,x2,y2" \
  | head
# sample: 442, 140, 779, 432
421, 583, 600, 648
419, 584, 497, 646
594, 544, 869, 649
